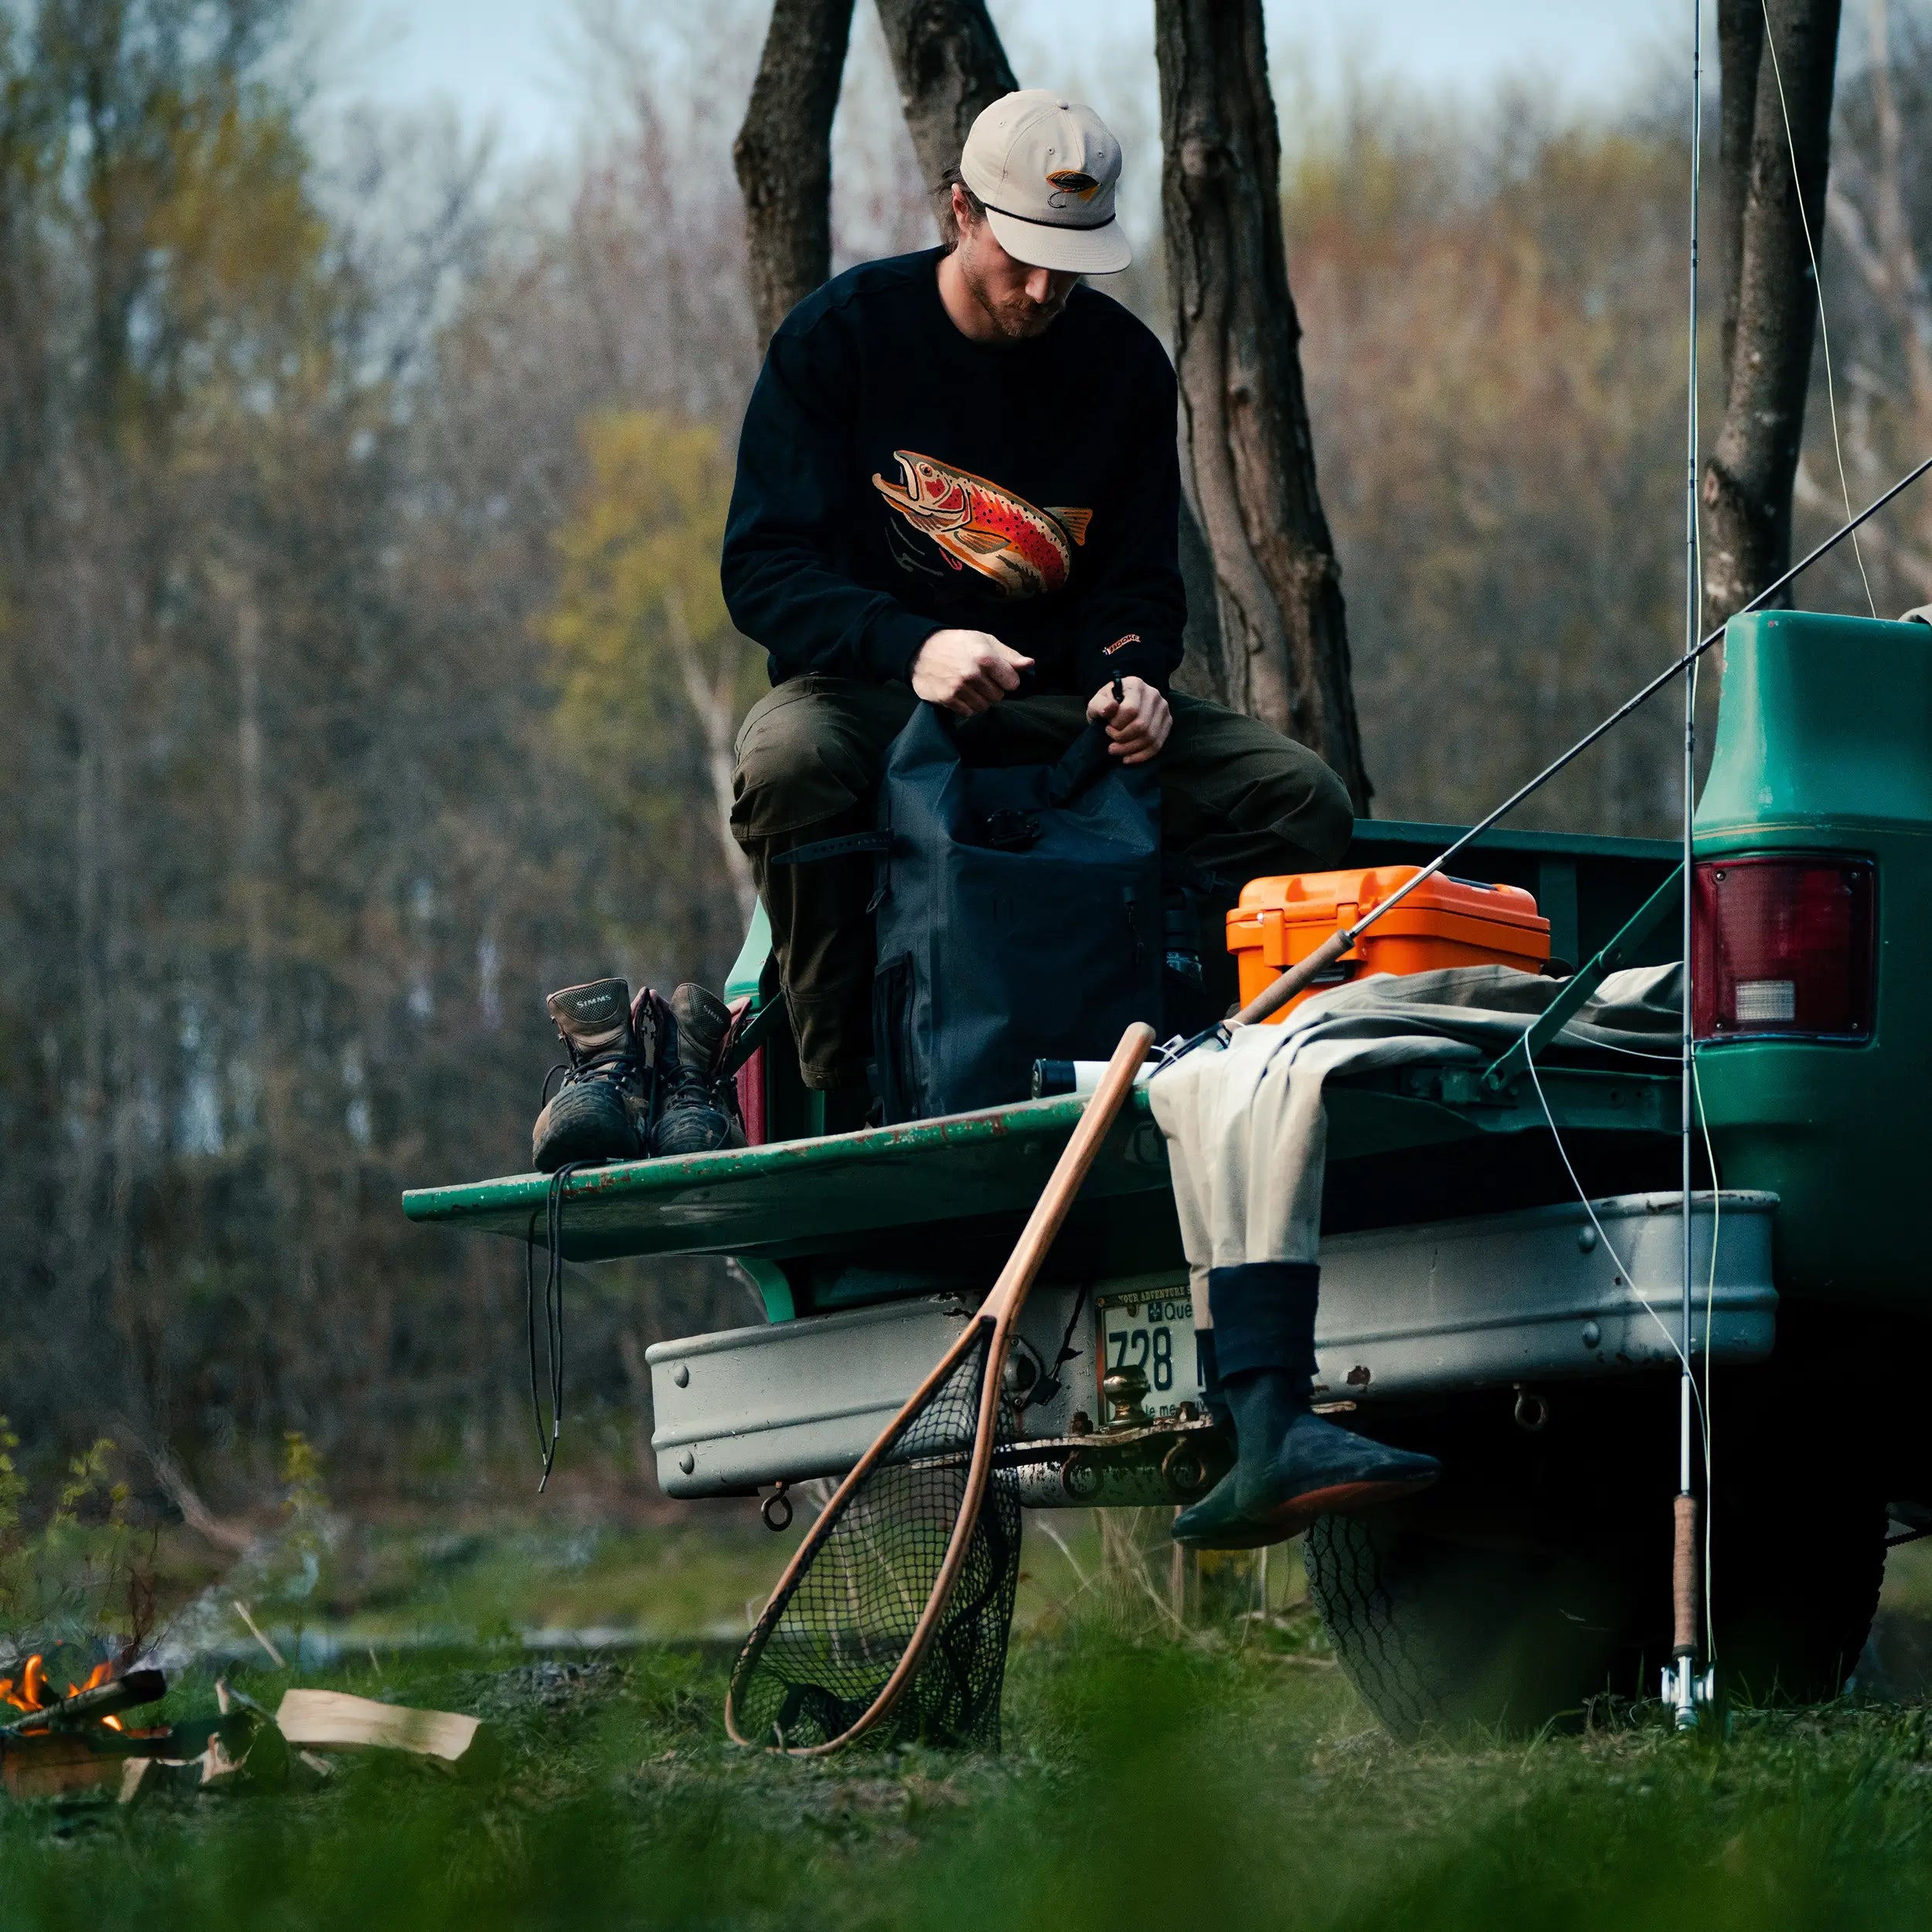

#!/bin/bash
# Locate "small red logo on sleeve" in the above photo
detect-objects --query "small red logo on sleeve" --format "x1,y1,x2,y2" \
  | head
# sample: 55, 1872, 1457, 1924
1102, 634, 1141, 655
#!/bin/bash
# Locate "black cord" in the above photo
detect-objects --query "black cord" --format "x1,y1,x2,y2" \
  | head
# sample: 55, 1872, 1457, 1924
549, 1166, 570, 1489
526, 1162, 583, 1492
525, 1208, 546, 1463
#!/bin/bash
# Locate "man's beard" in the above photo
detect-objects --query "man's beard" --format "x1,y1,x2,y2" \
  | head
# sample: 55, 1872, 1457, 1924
964, 262, 1070, 340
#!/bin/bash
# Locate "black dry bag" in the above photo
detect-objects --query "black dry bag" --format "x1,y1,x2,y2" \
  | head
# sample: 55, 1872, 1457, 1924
869, 703, 1161, 1122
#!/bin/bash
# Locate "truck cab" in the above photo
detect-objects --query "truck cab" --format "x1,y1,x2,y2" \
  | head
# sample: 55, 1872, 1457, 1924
404, 609, 1932, 1733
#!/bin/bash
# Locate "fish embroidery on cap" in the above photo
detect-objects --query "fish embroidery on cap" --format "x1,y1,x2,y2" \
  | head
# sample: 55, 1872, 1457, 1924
872, 451, 1091, 599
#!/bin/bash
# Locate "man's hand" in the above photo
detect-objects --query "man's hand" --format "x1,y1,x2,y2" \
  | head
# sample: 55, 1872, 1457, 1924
1088, 675, 1172, 765
910, 630, 1033, 715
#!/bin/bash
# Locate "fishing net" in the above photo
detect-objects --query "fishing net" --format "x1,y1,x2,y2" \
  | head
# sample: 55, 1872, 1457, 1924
726, 1321, 1022, 1753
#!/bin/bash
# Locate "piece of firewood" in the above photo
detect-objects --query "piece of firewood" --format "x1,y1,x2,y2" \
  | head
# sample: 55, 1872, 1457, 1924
0, 1667, 166, 1739
273, 1689, 498, 1778
1, 1731, 133, 1801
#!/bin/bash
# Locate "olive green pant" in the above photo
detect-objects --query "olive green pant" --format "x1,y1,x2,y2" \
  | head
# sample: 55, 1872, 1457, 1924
730, 677, 1354, 1090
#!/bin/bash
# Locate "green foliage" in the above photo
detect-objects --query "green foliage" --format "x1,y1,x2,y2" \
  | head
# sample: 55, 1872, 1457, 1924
546, 409, 755, 776
0, 1420, 26, 1544
544, 407, 767, 927
280, 1431, 327, 1526
547, 410, 739, 701
0, 1422, 146, 1655
260, 1432, 330, 1651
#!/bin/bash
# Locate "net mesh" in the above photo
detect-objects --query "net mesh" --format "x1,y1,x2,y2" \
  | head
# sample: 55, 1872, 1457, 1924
727, 1323, 1022, 1752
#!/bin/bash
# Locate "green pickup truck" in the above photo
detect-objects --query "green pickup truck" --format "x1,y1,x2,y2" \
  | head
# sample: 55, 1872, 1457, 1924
404, 608, 1931, 1734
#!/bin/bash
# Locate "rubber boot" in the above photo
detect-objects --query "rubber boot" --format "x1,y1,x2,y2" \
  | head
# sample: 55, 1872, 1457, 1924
1195, 1326, 1234, 1434
1166, 1325, 1251, 1544
1173, 1263, 1440, 1549
651, 984, 747, 1157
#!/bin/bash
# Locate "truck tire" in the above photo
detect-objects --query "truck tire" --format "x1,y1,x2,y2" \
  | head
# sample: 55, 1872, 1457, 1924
1304, 1454, 1888, 1737
1303, 1509, 1658, 1738
1705, 1458, 1888, 1706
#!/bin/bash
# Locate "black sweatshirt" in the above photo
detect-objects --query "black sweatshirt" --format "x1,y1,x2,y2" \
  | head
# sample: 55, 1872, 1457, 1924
721, 247, 1185, 698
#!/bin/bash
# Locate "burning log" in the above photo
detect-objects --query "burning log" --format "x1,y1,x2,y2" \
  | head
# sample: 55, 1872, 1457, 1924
0, 1658, 169, 1802
0, 1666, 165, 1738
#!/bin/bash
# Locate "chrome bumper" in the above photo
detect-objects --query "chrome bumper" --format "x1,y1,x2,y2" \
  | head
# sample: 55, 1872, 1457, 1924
647, 1191, 1777, 1501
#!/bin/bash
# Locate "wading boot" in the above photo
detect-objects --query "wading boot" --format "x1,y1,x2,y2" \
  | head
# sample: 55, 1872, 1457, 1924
1195, 1326, 1235, 1434
1173, 1263, 1440, 1550
651, 983, 747, 1157
532, 978, 652, 1171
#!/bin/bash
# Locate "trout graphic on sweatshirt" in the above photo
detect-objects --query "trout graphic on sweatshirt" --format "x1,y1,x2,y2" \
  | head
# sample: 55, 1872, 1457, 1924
871, 451, 1092, 598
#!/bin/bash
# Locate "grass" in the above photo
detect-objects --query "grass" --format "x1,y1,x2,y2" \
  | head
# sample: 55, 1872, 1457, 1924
2, 1512, 1930, 1930
5, 1634, 1932, 1930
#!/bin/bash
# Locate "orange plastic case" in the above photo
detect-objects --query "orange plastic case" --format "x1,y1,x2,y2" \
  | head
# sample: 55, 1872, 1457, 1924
1226, 866, 1551, 1022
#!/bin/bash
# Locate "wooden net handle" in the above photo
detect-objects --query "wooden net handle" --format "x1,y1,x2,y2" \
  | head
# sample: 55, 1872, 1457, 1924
985, 1021, 1155, 1321
826, 1021, 1155, 1749
730, 1022, 1154, 1755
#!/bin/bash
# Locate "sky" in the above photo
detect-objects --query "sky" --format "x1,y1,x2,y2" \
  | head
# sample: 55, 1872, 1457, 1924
327, 1, 1705, 168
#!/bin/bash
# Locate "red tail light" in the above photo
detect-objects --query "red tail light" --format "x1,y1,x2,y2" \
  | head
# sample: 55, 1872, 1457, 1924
1692, 856, 1875, 1042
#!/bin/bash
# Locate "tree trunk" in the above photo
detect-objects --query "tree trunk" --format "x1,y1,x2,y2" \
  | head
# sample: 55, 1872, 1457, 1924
871, 0, 1016, 196
1715, 0, 1766, 394
1155, 0, 1369, 809
733, 0, 857, 344
1702, 0, 1843, 624
870, 0, 1233, 718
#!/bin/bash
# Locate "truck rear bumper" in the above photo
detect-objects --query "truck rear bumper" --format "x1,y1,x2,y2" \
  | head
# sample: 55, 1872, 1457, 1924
647, 1190, 1777, 1501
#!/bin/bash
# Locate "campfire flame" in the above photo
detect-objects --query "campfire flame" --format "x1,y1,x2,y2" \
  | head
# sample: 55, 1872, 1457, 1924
0, 1656, 124, 1730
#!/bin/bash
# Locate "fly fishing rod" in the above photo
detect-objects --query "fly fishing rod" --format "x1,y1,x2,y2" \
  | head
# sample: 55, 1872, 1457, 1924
1667, 0, 1710, 1735
1032, 443, 1932, 1100
1207, 444, 1932, 1039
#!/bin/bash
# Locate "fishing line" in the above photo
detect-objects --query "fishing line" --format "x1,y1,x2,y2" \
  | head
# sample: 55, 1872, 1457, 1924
1689, 325, 1722, 1665
1520, 1032, 1713, 1481
1557, 1039, 1684, 1063
1760, 0, 1877, 616
1693, 1053, 1722, 1657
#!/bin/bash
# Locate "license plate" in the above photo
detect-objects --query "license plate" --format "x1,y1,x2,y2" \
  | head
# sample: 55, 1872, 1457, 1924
1095, 1285, 1203, 1420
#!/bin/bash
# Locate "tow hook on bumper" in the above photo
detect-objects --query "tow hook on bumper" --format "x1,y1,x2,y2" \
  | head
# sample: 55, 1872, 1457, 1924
1001, 1414, 1233, 1509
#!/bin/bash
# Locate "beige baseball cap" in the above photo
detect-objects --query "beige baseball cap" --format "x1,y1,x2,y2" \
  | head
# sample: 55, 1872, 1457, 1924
958, 90, 1131, 275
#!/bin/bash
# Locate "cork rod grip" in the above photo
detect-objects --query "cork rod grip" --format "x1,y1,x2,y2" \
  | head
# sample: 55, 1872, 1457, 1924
1672, 1492, 1700, 1655
1232, 928, 1353, 1030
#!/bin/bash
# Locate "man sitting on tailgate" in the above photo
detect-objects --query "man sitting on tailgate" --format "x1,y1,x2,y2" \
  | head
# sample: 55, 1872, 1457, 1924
722, 88, 1352, 1115
719, 90, 1437, 1552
